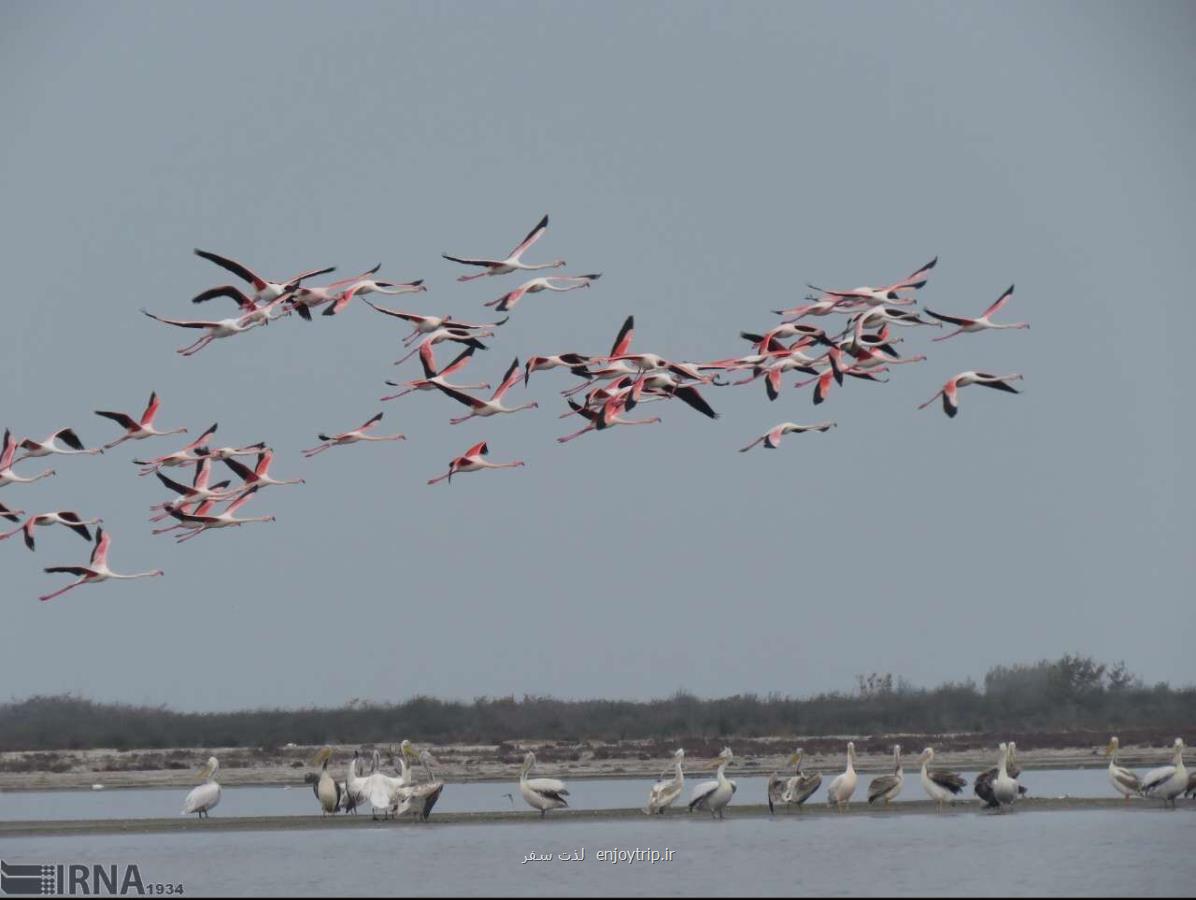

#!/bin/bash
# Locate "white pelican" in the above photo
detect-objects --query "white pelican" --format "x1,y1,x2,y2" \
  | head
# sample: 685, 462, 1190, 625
345, 751, 371, 816
868, 744, 904, 805
1141, 738, 1188, 808
518, 751, 569, 817
768, 748, 820, 813
393, 742, 445, 821
688, 747, 736, 819
311, 747, 341, 816
644, 749, 685, 815
918, 748, 966, 809
1105, 737, 1141, 801
975, 742, 1025, 807
990, 743, 1019, 811
180, 757, 221, 818
825, 742, 858, 810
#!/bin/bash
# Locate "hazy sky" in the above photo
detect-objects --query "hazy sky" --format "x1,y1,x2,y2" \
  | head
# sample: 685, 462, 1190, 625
1, 2, 1192, 711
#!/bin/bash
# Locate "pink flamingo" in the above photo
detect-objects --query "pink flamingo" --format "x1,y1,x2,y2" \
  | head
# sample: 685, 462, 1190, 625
1, 511, 103, 551
427, 441, 525, 485
15, 428, 102, 463
917, 372, 1024, 418
96, 392, 188, 451
807, 256, 938, 304
221, 449, 305, 490
39, 528, 164, 602
381, 345, 490, 401
557, 395, 661, 444
164, 486, 276, 543
0, 429, 55, 487
739, 422, 837, 453
149, 460, 235, 522
302, 413, 406, 457
133, 423, 218, 475
322, 277, 428, 317
193, 248, 335, 303
432, 359, 538, 425
484, 274, 601, 312
442, 215, 565, 281
284, 265, 381, 320
924, 285, 1028, 341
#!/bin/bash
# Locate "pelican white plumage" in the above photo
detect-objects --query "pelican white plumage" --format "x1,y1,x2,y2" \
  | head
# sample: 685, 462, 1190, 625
826, 741, 858, 810
688, 747, 736, 818
868, 745, 904, 805
393, 742, 445, 820
311, 747, 342, 816
519, 751, 569, 817
991, 743, 1019, 811
345, 752, 370, 815
1140, 738, 1188, 808
644, 749, 686, 815
1105, 737, 1141, 800
181, 757, 221, 818
768, 749, 821, 813
917, 747, 967, 809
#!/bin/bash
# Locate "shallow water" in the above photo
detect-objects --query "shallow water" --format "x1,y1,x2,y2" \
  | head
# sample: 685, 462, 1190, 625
0, 769, 1117, 821
2, 808, 1193, 896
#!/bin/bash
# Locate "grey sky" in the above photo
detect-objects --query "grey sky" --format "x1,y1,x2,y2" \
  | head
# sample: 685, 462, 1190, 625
1, 1, 1192, 711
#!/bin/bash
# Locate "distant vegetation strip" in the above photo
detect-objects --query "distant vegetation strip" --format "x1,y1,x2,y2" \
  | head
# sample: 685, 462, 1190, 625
3, 656, 1193, 752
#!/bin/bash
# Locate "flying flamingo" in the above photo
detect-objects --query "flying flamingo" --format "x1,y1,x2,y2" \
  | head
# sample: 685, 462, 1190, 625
14, 428, 102, 463
194, 441, 268, 463
442, 214, 565, 281
163, 486, 276, 543
794, 350, 890, 405
1, 511, 102, 551
0, 430, 55, 487
807, 256, 938, 304
132, 423, 218, 475
39, 528, 164, 602
917, 372, 1024, 418
381, 345, 489, 401
193, 248, 335, 303
524, 353, 592, 387
432, 359, 539, 425
141, 299, 285, 356
95, 393, 187, 451
484, 274, 601, 312
557, 395, 661, 444
427, 441, 525, 485
322, 277, 428, 317
283, 265, 381, 320
773, 296, 859, 321
392, 327, 497, 365
188, 285, 287, 328
302, 413, 406, 458
359, 300, 505, 343
221, 449, 305, 490
739, 422, 837, 453
628, 372, 720, 419
149, 461, 235, 522
558, 316, 637, 388
924, 285, 1028, 341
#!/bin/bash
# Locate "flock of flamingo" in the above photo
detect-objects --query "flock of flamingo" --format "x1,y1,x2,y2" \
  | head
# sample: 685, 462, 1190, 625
2, 214, 1029, 602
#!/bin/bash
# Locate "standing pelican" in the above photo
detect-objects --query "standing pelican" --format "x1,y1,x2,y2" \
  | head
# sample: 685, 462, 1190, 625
518, 752, 569, 817
311, 747, 341, 816
826, 742, 858, 810
1105, 737, 1141, 800
990, 743, 1019, 811
868, 745, 904, 805
918, 747, 967, 809
644, 749, 685, 815
345, 751, 371, 816
768, 748, 820, 813
1140, 738, 1188, 808
393, 742, 445, 821
688, 747, 736, 818
975, 742, 1025, 807
180, 757, 221, 818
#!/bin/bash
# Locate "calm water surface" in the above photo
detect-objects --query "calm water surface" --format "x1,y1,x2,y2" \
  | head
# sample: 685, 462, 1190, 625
0, 769, 1117, 821
2, 808, 1193, 896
